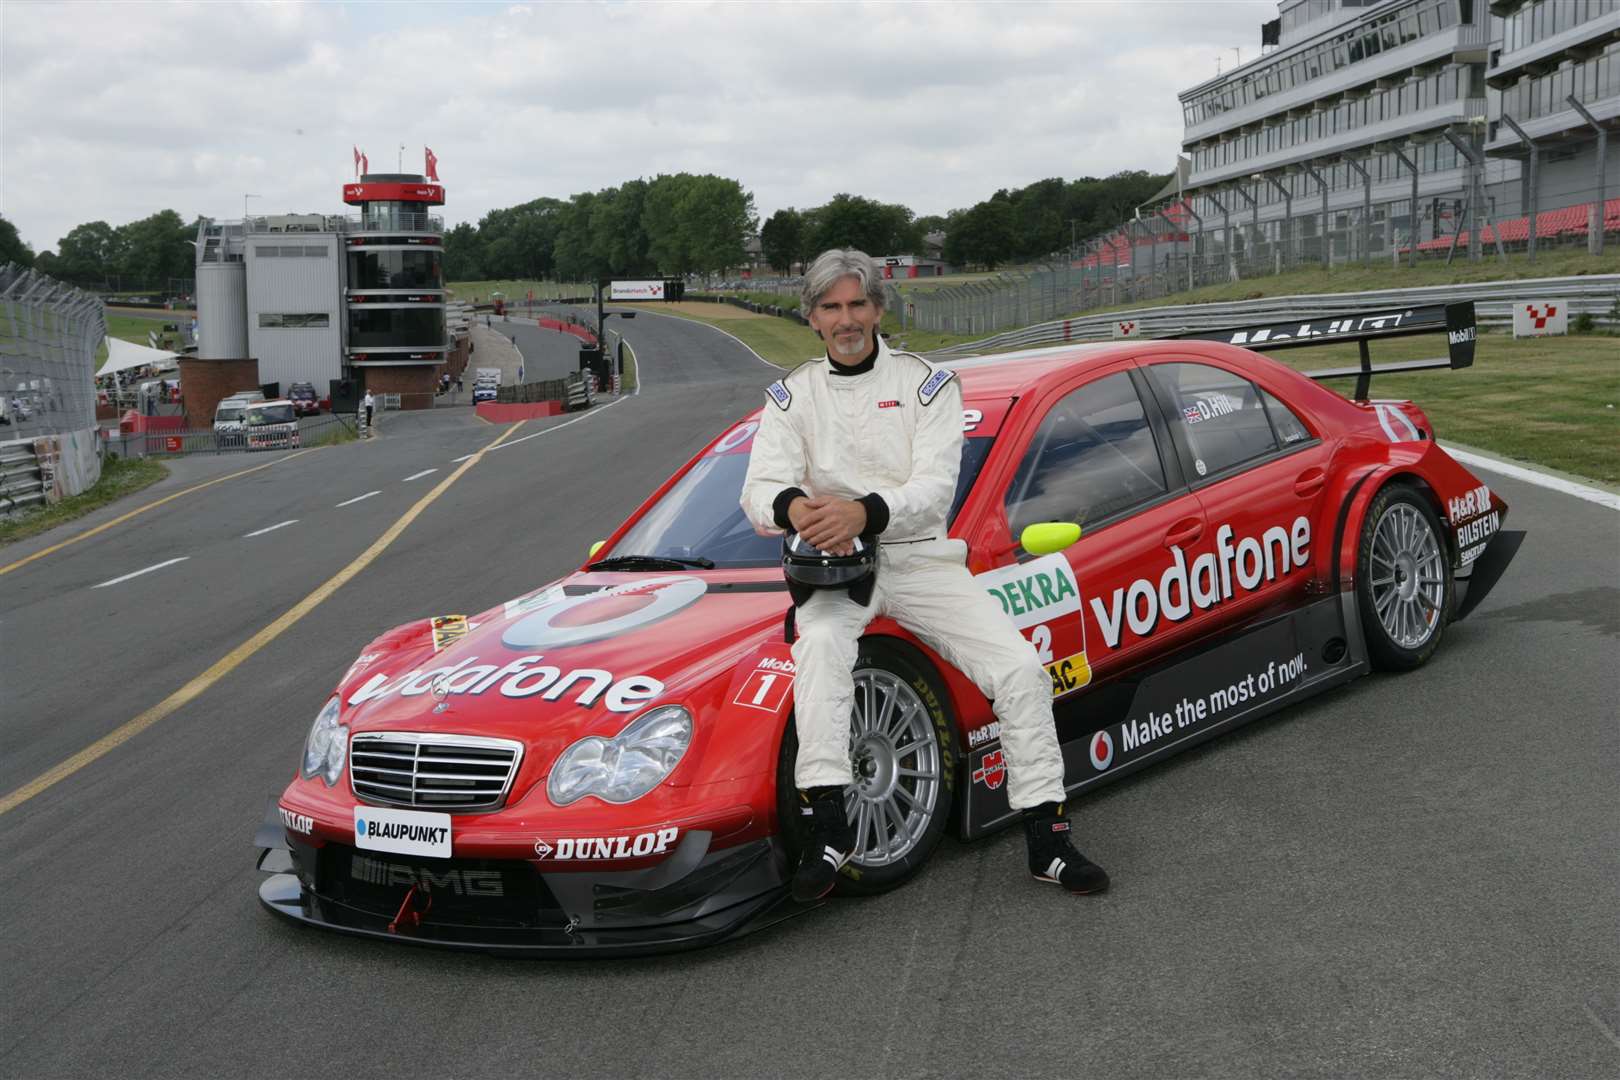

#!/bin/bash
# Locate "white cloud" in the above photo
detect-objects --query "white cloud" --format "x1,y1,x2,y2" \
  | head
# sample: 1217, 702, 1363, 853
0, 0, 1274, 251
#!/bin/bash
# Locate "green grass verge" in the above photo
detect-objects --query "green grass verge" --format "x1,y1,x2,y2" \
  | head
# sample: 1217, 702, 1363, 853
621, 340, 638, 392
1264, 330, 1620, 483
302, 421, 358, 447
0, 455, 169, 546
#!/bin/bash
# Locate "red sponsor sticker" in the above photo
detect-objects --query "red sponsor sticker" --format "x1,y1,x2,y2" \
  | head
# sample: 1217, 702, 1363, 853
972, 749, 1006, 790
878, 400, 900, 409
734, 666, 792, 712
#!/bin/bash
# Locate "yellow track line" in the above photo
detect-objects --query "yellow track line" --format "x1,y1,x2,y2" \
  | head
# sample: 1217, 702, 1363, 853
0, 421, 527, 816
0, 447, 323, 578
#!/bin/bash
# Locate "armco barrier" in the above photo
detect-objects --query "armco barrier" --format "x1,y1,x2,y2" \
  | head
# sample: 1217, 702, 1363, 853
476, 401, 562, 421
923, 274, 1620, 358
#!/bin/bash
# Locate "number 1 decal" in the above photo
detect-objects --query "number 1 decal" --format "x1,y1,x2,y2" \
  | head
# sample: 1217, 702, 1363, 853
735, 666, 792, 712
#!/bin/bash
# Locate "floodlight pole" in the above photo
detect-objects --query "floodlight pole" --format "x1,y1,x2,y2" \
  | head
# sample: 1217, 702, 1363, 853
1567, 95, 1607, 255
1500, 113, 1539, 261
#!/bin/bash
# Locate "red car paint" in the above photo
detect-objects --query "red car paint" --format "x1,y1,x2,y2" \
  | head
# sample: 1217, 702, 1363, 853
275, 338, 1509, 873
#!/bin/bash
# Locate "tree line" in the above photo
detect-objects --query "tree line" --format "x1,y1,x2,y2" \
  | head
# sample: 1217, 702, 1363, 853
0, 166, 1173, 292
444, 173, 756, 283
0, 210, 195, 292
758, 171, 1171, 274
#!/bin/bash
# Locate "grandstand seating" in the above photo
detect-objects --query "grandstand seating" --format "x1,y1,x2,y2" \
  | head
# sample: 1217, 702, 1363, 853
1412, 197, 1620, 253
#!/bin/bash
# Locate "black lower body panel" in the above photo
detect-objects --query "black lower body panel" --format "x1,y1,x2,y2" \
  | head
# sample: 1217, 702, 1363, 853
255, 808, 807, 958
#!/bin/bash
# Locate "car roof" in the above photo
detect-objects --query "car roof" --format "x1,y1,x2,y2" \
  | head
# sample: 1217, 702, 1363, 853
949, 339, 1266, 402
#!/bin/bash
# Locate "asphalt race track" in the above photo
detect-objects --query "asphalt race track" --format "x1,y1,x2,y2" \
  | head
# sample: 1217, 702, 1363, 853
1, 312, 1616, 1080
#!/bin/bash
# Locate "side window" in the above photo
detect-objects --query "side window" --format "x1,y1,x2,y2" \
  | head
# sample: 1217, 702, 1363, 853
1149, 363, 1278, 478
1004, 372, 1168, 540
1261, 388, 1313, 446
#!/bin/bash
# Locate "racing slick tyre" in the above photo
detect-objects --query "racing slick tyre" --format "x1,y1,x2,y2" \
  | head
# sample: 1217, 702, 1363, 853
777, 639, 960, 897
1356, 483, 1453, 672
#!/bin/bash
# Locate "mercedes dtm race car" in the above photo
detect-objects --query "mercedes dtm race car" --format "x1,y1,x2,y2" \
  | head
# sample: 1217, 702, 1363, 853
256, 301, 1521, 956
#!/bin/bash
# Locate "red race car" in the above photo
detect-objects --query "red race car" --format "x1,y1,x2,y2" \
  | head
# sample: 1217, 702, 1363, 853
256, 302, 1520, 955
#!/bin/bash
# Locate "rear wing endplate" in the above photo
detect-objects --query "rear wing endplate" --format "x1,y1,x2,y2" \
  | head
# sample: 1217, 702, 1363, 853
1168, 301, 1476, 400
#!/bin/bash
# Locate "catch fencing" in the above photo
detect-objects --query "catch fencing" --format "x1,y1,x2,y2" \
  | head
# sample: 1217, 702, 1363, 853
1, 263, 105, 511
921, 274, 1620, 359
1, 264, 103, 439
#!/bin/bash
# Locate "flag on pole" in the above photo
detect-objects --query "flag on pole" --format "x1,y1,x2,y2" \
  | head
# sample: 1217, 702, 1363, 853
353, 146, 360, 176
425, 146, 439, 182
360, 151, 369, 175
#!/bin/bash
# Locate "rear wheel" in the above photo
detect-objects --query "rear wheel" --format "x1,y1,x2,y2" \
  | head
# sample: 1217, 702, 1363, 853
776, 639, 958, 896
1356, 484, 1452, 671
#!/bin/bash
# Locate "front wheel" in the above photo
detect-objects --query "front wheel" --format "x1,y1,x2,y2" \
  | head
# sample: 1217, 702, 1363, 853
1356, 484, 1452, 671
776, 638, 959, 896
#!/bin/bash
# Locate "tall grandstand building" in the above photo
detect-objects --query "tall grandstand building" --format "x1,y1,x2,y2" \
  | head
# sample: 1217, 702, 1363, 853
1484, 0, 1619, 247
1175, 0, 1618, 269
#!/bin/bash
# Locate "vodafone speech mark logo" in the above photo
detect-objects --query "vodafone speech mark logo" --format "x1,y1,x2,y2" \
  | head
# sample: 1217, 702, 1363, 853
503, 576, 706, 649
1089, 730, 1114, 771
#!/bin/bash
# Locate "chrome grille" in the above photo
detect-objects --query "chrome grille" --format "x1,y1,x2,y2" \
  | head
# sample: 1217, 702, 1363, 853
350, 732, 523, 812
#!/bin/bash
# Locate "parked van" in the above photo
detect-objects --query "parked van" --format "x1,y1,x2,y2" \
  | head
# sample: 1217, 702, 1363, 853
213, 391, 266, 446
243, 399, 301, 451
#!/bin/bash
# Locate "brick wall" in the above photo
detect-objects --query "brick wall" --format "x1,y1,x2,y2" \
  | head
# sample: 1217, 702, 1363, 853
359, 365, 438, 411
178, 358, 261, 428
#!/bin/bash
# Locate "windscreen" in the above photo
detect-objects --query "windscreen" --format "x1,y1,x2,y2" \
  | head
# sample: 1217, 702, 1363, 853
247, 404, 295, 425
216, 406, 244, 422
611, 420, 994, 569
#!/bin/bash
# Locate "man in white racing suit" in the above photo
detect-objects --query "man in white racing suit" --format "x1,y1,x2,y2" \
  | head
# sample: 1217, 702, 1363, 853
741, 248, 1108, 902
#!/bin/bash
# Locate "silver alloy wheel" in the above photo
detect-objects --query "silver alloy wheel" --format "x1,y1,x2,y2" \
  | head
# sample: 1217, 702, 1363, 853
843, 668, 942, 868
1368, 501, 1447, 649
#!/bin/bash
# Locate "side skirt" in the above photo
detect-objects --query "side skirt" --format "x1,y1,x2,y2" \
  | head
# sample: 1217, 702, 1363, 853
962, 594, 1369, 839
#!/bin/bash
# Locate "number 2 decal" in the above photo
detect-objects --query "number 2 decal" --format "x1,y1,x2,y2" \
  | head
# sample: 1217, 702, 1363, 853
1030, 624, 1054, 663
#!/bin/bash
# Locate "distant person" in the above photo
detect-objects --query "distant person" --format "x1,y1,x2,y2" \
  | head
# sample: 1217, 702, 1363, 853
517, 363, 524, 383
362, 389, 375, 432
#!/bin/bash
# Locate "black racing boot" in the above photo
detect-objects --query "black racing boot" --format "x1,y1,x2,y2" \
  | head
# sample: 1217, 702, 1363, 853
790, 786, 855, 903
1025, 801, 1109, 894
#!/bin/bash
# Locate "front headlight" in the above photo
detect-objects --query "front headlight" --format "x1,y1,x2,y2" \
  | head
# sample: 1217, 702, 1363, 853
547, 705, 692, 806
300, 695, 348, 786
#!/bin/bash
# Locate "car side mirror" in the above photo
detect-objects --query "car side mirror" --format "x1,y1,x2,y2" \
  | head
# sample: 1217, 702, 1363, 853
588, 540, 606, 558
1019, 522, 1082, 556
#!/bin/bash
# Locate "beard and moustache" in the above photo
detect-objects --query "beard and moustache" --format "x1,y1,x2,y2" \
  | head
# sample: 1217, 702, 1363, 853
828, 327, 870, 358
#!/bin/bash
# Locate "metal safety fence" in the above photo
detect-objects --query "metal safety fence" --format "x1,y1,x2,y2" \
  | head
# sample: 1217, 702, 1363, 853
102, 414, 354, 458
923, 274, 1620, 359
1, 263, 104, 439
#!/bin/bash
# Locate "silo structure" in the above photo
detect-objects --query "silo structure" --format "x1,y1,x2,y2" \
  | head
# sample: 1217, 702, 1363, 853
197, 260, 248, 359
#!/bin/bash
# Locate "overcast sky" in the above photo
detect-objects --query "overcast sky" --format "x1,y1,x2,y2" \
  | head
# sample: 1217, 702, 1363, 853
2, 0, 1276, 253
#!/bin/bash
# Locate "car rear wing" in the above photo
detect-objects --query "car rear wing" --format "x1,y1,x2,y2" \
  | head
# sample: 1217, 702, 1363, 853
1168, 301, 1476, 400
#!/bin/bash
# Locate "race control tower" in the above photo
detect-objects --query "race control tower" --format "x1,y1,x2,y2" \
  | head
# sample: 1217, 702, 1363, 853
341, 174, 447, 403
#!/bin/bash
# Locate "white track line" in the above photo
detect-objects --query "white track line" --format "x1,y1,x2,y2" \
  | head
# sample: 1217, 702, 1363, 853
336, 491, 380, 507
614, 306, 783, 370
243, 520, 298, 538
402, 468, 439, 482
487, 396, 628, 452
450, 454, 476, 463
1439, 443, 1620, 512
92, 557, 189, 589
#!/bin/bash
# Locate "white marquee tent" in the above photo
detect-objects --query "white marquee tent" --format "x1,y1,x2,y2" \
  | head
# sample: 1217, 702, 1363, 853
99, 337, 180, 379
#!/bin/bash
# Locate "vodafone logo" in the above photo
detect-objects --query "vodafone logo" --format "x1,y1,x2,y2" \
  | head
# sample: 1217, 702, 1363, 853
1089, 730, 1114, 771
503, 576, 706, 649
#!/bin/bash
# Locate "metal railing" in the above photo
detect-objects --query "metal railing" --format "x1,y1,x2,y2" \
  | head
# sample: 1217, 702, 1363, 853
922, 274, 1620, 358
103, 414, 353, 458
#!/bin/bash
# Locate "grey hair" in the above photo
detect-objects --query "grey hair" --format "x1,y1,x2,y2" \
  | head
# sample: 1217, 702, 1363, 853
800, 248, 885, 318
